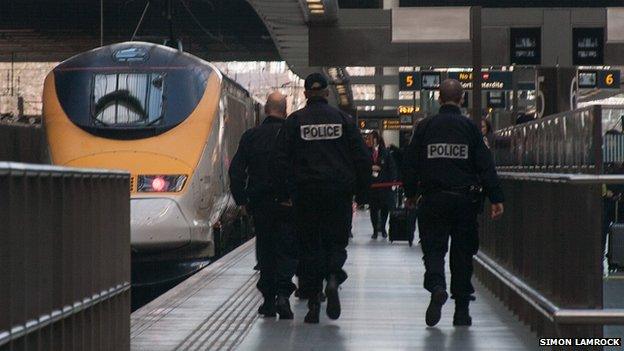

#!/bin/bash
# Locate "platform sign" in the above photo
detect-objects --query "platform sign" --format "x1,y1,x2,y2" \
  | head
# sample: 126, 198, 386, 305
383, 119, 402, 130
510, 28, 541, 65
573, 28, 604, 65
578, 70, 620, 89
598, 70, 620, 89
421, 72, 441, 90
359, 119, 380, 130
399, 72, 421, 91
398, 105, 418, 115
448, 71, 512, 90
487, 91, 506, 108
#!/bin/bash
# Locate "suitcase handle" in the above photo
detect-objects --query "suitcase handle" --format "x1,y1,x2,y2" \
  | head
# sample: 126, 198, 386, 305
370, 181, 403, 189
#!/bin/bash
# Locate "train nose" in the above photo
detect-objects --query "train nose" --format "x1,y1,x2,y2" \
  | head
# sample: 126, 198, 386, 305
131, 198, 191, 252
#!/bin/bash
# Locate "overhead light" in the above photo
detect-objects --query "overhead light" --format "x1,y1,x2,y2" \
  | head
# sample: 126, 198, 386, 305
310, 9, 325, 14
308, 4, 324, 10
306, 0, 322, 3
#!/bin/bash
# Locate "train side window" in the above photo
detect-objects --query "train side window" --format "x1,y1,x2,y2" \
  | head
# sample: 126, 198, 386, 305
92, 73, 165, 126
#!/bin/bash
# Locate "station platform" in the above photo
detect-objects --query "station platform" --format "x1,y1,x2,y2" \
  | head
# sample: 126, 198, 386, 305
131, 211, 537, 351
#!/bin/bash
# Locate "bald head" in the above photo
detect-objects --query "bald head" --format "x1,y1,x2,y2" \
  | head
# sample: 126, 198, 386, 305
439, 79, 464, 106
265, 91, 287, 118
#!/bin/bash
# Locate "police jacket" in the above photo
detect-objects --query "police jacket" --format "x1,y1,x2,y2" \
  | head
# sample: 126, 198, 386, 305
228, 115, 284, 206
272, 96, 371, 200
402, 104, 504, 204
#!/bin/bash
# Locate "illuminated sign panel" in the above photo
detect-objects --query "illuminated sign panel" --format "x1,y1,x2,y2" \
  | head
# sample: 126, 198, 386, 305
578, 71, 597, 88
510, 28, 541, 65
448, 71, 512, 90
400, 115, 413, 125
599, 71, 620, 89
578, 70, 620, 89
383, 119, 401, 130
399, 72, 421, 91
421, 72, 441, 90
398, 105, 419, 115
573, 28, 604, 65
359, 120, 380, 130
486, 91, 506, 108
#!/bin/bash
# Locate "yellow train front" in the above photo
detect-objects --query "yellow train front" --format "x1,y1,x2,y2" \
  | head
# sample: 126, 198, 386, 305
43, 42, 258, 284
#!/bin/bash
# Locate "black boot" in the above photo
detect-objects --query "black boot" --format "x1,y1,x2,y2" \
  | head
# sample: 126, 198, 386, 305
304, 294, 321, 324
425, 287, 448, 327
276, 295, 294, 320
381, 229, 388, 238
371, 232, 378, 239
325, 275, 341, 320
258, 295, 276, 317
453, 300, 472, 326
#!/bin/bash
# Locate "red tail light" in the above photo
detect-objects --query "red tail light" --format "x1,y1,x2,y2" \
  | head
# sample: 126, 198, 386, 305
151, 177, 167, 192
137, 175, 187, 192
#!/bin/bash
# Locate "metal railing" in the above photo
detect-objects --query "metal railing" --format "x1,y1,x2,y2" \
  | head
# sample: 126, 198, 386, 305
0, 162, 131, 351
493, 105, 624, 174
476, 172, 624, 339
0, 123, 48, 163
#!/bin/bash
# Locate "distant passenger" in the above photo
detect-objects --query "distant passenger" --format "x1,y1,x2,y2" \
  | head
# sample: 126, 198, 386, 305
368, 131, 397, 239
481, 118, 494, 148
272, 73, 371, 324
403, 79, 505, 327
229, 91, 297, 320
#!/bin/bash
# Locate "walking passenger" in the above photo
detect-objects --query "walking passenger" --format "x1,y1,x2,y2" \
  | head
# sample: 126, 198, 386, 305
272, 73, 371, 324
368, 131, 397, 239
229, 91, 297, 320
403, 79, 505, 327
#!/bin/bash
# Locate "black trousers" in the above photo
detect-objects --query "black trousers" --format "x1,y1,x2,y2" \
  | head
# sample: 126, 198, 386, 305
417, 191, 480, 301
294, 190, 352, 295
369, 188, 394, 233
251, 201, 298, 298
369, 199, 389, 234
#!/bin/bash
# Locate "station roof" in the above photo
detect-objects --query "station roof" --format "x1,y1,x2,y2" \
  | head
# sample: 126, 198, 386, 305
0, 0, 279, 62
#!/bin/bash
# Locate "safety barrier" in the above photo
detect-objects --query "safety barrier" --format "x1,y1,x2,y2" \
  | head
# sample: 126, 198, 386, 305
493, 105, 624, 174
0, 123, 48, 163
476, 172, 624, 340
0, 162, 130, 351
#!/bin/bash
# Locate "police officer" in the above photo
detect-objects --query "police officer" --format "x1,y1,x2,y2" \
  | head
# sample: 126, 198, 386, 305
403, 79, 504, 327
229, 91, 297, 320
272, 73, 371, 324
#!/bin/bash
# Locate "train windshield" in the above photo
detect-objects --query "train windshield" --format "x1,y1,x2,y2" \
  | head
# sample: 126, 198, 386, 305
92, 73, 165, 127
54, 43, 213, 139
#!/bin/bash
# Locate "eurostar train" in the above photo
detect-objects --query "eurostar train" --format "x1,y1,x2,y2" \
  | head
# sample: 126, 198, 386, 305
43, 42, 259, 284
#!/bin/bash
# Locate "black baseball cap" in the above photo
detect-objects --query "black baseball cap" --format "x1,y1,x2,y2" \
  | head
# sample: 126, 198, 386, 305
304, 73, 328, 91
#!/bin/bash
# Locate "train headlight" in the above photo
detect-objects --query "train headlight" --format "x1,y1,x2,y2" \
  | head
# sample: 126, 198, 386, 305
137, 175, 187, 192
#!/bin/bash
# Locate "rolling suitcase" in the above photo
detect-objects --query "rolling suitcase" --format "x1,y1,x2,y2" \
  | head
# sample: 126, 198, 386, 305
388, 187, 417, 246
609, 199, 624, 271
